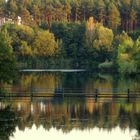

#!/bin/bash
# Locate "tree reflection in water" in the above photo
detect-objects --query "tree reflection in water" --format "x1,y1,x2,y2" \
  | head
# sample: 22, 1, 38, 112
0, 106, 18, 140
1, 72, 140, 139
0, 97, 140, 139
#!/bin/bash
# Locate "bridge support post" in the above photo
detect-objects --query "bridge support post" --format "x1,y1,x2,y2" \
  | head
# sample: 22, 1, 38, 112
95, 89, 98, 102
128, 88, 130, 102
30, 90, 33, 101
62, 88, 64, 98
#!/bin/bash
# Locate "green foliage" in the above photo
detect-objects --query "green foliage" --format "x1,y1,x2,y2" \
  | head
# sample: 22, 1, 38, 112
115, 32, 136, 74
19, 40, 32, 56
108, 2, 121, 31
51, 22, 86, 58
86, 19, 114, 63
94, 0, 105, 23
115, 31, 134, 49
4, 24, 34, 57
12, 24, 34, 43
132, 37, 140, 73
95, 24, 114, 50
0, 29, 16, 82
5, 24, 59, 57
33, 30, 58, 57
0, 106, 18, 140
87, 21, 114, 51
98, 61, 113, 71
0, 0, 139, 33
6, 0, 18, 19
118, 60, 136, 74
1, 1, 140, 74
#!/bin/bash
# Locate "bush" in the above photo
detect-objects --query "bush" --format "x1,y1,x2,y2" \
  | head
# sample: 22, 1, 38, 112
118, 61, 137, 75
98, 61, 113, 72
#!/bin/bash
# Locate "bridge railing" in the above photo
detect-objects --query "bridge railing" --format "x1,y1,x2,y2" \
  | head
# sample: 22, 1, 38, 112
1, 87, 140, 99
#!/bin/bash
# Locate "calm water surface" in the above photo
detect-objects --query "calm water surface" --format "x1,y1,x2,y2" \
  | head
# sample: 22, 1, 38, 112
1, 71, 140, 140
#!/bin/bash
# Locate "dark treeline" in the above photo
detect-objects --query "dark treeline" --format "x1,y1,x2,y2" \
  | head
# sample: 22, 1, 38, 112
1, 0, 140, 75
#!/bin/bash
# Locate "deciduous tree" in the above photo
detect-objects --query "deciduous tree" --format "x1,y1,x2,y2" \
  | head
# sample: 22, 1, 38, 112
33, 30, 58, 57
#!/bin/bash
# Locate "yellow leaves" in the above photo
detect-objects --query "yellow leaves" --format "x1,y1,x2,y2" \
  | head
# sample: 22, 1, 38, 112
18, 25, 34, 37
108, 2, 121, 30
120, 53, 129, 61
33, 30, 58, 57
87, 17, 95, 31
11, 24, 59, 57
116, 32, 136, 74
116, 31, 134, 49
20, 41, 32, 56
98, 25, 113, 49
86, 17, 114, 50
123, 39, 134, 48
117, 32, 134, 61
134, 38, 140, 53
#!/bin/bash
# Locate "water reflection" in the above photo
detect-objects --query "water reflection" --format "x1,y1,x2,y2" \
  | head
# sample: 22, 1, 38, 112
2, 72, 140, 97
1, 72, 140, 139
0, 97, 140, 139
0, 106, 18, 140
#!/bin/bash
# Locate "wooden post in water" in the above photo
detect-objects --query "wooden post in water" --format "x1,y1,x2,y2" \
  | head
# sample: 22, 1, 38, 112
62, 88, 64, 98
30, 88, 33, 101
128, 88, 130, 102
95, 89, 98, 101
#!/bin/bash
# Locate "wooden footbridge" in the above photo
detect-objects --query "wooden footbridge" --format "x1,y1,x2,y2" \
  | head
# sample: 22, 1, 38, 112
0, 87, 140, 101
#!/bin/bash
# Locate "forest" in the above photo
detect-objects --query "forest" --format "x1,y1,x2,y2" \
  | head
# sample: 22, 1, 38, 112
1, 0, 140, 76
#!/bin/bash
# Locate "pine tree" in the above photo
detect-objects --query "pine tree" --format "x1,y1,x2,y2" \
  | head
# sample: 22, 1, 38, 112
130, 9, 137, 32
32, 4, 41, 25
64, 0, 71, 22
20, 8, 31, 25
6, 0, 18, 19
108, 2, 121, 31
94, 0, 106, 24
53, 0, 64, 22
0, 0, 5, 17
44, 3, 54, 28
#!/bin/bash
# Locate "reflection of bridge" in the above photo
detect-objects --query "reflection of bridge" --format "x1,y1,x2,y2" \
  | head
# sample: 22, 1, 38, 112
0, 87, 140, 101
0, 97, 140, 135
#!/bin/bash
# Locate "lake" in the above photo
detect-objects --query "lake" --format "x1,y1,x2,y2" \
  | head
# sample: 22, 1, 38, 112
0, 71, 140, 140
